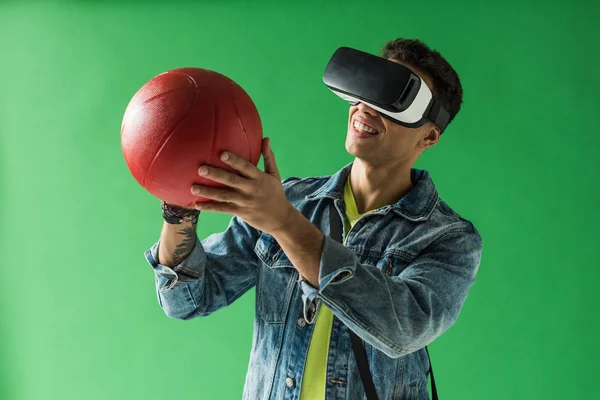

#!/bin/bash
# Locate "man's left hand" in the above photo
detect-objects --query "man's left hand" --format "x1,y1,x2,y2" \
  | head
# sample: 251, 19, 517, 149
191, 137, 294, 235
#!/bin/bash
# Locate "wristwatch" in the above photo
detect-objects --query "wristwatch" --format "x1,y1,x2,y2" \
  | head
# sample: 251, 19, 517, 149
161, 201, 200, 224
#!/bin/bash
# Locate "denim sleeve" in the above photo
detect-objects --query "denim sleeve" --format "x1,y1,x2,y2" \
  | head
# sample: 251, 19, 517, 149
145, 215, 261, 320
298, 227, 482, 358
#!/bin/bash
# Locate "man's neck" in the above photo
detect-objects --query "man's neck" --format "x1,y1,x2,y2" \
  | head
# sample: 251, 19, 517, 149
349, 159, 414, 214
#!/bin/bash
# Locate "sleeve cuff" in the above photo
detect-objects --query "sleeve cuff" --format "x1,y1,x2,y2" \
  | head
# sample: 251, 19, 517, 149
297, 235, 357, 323
144, 237, 206, 292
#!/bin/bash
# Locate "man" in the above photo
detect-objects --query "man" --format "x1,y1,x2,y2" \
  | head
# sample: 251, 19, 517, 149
146, 38, 483, 400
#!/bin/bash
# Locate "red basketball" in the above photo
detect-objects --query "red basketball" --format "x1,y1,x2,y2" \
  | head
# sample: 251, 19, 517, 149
121, 68, 263, 208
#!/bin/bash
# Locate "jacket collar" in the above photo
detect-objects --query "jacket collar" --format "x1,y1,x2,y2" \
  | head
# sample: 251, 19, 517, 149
305, 162, 439, 221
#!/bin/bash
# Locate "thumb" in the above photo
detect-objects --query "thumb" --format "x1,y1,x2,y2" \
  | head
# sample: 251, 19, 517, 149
263, 137, 280, 179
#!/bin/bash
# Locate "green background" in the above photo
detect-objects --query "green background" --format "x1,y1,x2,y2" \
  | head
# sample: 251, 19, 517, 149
1, 0, 598, 399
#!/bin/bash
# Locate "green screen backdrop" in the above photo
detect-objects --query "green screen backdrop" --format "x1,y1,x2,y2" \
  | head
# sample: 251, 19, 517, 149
1, 1, 598, 399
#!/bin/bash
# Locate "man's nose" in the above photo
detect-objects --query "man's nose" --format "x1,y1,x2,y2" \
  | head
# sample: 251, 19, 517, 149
357, 102, 380, 117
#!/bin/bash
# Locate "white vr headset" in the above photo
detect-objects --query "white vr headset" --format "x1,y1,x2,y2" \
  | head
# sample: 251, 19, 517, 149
323, 47, 450, 133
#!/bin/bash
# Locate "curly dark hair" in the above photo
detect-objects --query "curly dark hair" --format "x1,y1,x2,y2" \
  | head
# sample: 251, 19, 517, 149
381, 38, 463, 127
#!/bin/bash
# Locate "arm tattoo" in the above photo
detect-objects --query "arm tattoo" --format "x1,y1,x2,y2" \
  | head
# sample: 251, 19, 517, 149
172, 225, 197, 265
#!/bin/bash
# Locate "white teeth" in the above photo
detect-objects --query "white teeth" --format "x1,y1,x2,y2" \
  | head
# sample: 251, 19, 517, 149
353, 120, 378, 134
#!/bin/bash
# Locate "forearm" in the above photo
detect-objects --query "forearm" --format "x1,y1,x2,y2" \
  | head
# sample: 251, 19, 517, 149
271, 207, 324, 288
146, 214, 262, 320
158, 219, 198, 267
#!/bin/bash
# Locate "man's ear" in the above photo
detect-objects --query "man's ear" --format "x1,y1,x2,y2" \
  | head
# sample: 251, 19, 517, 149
422, 126, 441, 149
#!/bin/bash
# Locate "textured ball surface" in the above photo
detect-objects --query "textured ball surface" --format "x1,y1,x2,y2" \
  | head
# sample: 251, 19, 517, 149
121, 68, 263, 208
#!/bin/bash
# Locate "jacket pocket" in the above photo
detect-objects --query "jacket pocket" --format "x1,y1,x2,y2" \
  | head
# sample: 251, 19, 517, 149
253, 232, 297, 324
375, 252, 412, 277
408, 381, 420, 399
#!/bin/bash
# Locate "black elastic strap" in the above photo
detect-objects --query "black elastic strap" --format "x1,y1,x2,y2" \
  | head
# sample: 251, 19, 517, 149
425, 346, 438, 400
329, 203, 379, 400
328, 201, 438, 400
349, 328, 379, 399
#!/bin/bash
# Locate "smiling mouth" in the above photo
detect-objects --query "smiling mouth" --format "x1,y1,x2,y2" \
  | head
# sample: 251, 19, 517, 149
352, 120, 379, 135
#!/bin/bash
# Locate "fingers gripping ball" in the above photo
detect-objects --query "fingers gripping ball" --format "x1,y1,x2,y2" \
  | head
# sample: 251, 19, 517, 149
121, 68, 263, 208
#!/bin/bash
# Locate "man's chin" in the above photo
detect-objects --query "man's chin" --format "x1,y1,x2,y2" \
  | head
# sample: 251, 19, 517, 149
345, 142, 369, 159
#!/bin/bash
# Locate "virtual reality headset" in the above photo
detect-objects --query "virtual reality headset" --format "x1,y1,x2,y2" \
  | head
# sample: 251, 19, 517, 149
323, 47, 450, 133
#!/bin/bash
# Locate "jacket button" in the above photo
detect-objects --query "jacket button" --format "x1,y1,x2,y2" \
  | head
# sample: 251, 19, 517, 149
285, 377, 295, 387
273, 251, 281, 261
297, 317, 306, 327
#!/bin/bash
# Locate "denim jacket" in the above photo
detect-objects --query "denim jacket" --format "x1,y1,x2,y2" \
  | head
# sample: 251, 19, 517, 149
145, 162, 483, 400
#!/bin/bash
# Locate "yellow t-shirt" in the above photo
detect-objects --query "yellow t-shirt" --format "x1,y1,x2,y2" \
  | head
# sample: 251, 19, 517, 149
299, 177, 375, 399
